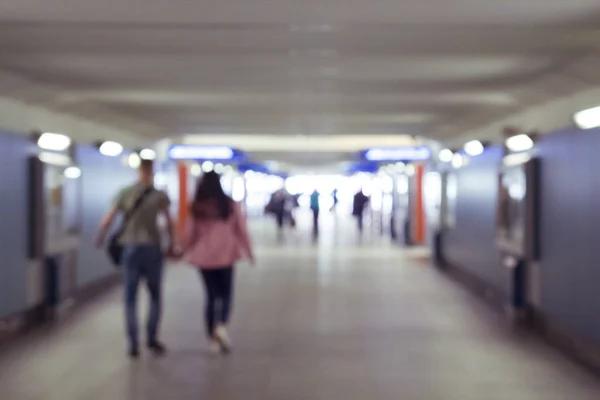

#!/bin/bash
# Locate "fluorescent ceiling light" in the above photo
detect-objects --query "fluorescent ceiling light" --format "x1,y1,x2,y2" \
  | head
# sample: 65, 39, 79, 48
64, 166, 81, 179
214, 163, 225, 174
37, 132, 71, 151
574, 105, 600, 129
452, 153, 464, 168
99, 141, 123, 157
128, 153, 141, 169
139, 148, 156, 160
438, 149, 453, 163
505, 134, 534, 152
168, 145, 235, 161
463, 140, 484, 156
39, 151, 72, 166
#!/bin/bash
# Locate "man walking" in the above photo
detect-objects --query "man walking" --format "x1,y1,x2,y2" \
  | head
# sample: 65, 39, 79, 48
96, 159, 175, 358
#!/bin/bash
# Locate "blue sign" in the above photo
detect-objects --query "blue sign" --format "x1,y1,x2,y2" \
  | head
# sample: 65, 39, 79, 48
168, 145, 243, 161
346, 162, 379, 175
363, 146, 430, 162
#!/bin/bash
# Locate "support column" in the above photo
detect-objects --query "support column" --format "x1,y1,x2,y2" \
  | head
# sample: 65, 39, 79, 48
177, 162, 189, 240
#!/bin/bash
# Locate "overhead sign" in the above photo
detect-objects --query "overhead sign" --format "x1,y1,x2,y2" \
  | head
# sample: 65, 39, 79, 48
168, 145, 237, 161
363, 146, 431, 162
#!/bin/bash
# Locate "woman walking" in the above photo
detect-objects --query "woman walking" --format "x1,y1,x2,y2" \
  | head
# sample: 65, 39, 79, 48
183, 171, 255, 354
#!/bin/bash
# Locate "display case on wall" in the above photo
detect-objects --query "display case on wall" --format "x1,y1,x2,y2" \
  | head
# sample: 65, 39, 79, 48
28, 153, 82, 319
496, 155, 540, 260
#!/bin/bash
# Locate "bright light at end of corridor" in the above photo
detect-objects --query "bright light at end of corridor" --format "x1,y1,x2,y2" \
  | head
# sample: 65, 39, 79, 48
463, 140, 484, 156
99, 141, 123, 157
505, 134, 534, 153
202, 161, 214, 173
190, 164, 202, 177
438, 149, 453, 163
37, 132, 71, 151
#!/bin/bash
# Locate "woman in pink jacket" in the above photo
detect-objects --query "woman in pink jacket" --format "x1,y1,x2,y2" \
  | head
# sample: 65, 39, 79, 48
183, 171, 255, 354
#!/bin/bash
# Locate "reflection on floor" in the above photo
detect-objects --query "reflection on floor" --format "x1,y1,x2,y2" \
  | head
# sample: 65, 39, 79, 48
1, 215, 599, 399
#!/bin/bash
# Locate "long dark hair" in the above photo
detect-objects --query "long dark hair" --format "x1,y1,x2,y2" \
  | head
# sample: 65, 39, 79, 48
191, 171, 233, 220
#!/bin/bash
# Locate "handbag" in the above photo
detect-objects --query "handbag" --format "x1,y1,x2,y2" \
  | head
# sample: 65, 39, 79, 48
107, 187, 154, 266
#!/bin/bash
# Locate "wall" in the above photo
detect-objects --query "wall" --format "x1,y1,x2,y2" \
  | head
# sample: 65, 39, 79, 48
537, 127, 600, 342
442, 146, 510, 296
0, 132, 135, 319
77, 146, 135, 287
440, 130, 600, 344
0, 132, 34, 318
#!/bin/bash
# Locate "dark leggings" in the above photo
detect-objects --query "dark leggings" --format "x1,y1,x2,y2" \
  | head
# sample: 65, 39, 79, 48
200, 267, 234, 338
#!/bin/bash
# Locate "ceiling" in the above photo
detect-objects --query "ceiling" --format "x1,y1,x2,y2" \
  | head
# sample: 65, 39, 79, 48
1, 1, 600, 168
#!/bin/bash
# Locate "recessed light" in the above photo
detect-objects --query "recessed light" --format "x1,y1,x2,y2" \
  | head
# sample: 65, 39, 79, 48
99, 141, 123, 157
37, 132, 71, 151
463, 140, 484, 156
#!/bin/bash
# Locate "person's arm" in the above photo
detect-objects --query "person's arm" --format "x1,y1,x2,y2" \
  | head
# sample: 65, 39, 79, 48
95, 208, 118, 247
159, 192, 176, 255
234, 203, 255, 265
95, 188, 125, 247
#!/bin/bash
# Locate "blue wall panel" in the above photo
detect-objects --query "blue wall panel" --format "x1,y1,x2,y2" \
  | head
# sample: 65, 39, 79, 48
77, 146, 135, 287
537, 127, 600, 342
0, 132, 34, 318
442, 146, 510, 295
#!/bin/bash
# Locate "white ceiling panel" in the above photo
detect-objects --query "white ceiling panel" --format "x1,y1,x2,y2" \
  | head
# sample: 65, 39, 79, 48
0, 0, 600, 166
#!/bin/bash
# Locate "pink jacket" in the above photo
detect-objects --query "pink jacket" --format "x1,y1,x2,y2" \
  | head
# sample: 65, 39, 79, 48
183, 202, 254, 269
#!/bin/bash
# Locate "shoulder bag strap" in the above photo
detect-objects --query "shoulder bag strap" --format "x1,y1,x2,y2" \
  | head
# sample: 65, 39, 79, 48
117, 187, 155, 233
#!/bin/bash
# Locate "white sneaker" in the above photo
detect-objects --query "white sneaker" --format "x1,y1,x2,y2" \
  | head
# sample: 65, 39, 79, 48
214, 325, 232, 353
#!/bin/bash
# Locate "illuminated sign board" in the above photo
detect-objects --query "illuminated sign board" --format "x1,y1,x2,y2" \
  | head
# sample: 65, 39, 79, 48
168, 145, 236, 161
363, 146, 431, 162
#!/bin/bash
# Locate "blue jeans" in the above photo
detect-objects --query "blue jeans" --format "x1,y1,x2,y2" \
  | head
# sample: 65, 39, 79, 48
122, 245, 164, 350
200, 267, 234, 338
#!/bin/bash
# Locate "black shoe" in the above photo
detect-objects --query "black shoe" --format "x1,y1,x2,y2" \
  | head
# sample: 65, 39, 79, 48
129, 348, 140, 359
147, 341, 167, 356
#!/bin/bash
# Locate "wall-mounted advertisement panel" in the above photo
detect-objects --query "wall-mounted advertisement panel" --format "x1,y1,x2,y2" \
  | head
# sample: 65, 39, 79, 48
496, 155, 539, 260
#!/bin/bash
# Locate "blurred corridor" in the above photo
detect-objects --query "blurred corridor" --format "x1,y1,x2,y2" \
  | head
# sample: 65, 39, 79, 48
1, 218, 599, 400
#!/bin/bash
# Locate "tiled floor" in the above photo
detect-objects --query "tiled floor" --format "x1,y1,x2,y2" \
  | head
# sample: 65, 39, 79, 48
1, 215, 599, 399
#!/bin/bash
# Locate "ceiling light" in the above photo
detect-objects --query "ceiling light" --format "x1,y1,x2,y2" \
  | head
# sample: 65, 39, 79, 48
438, 149, 454, 163
405, 164, 415, 176
39, 151, 72, 166
128, 153, 141, 169
64, 166, 82, 179
139, 148, 156, 160
505, 134, 534, 152
463, 140, 484, 156
214, 163, 225, 174
37, 132, 71, 151
202, 161, 214, 173
190, 164, 202, 177
452, 153, 464, 168
99, 141, 123, 157
574, 105, 600, 129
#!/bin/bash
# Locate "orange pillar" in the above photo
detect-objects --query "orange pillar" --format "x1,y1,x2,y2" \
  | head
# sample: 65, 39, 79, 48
177, 162, 189, 240
412, 164, 426, 244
